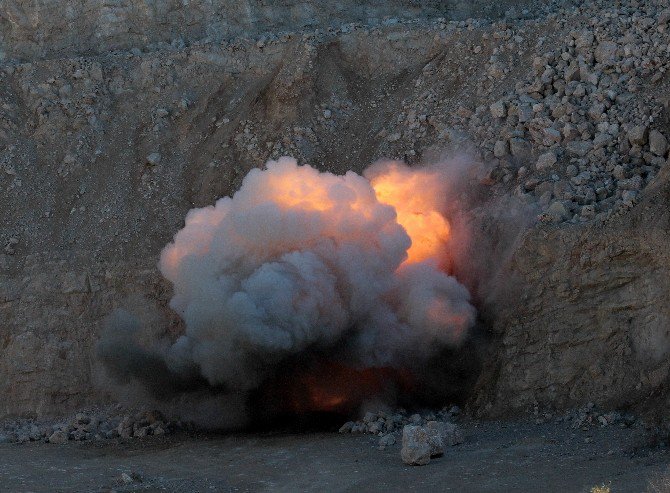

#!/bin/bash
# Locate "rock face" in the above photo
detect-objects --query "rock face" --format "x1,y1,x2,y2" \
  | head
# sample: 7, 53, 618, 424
0, 0, 536, 59
471, 167, 670, 420
0, 253, 173, 418
3, 0, 670, 421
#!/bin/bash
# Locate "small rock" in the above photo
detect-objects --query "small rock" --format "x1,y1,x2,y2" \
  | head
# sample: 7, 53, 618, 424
622, 190, 638, 207
543, 128, 562, 146
494, 140, 509, 158
134, 426, 150, 438
547, 201, 570, 222
368, 422, 383, 434
48, 430, 68, 444
649, 130, 668, 157
426, 421, 464, 447
628, 125, 649, 146
536, 151, 557, 171
339, 421, 354, 433
74, 413, 90, 426
517, 105, 533, 123
566, 164, 578, 177
566, 140, 593, 158
490, 100, 507, 119
510, 138, 532, 158
595, 41, 619, 64
119, 472, 140, 484
379, 434, 396, 447
581, 204, 596, 219
146, 152, 162, 166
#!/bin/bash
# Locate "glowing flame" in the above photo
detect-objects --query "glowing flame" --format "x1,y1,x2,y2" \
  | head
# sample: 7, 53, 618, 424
367, 162, 450, 266
282, 362, 412, 414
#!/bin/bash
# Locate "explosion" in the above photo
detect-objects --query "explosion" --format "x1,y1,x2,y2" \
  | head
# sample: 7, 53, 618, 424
109, 157, 477, 413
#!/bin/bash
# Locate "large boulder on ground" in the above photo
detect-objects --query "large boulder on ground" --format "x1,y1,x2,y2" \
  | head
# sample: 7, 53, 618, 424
426, 421, 464, 447
401, 425, 431, 465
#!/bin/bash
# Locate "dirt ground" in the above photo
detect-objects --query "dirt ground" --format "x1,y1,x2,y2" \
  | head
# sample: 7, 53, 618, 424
1, 418, 668, 493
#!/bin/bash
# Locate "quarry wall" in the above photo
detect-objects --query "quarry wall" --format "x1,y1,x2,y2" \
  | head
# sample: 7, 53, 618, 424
3, 0, 670, 421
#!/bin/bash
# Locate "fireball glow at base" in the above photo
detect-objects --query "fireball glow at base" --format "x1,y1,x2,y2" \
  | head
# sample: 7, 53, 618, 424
159, 157, 476, 401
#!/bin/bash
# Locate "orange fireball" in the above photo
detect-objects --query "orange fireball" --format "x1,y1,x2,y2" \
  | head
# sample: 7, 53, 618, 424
367, 162, 451, 267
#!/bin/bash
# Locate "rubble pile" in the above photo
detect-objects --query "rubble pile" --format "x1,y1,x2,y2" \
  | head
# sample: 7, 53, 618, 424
397, 0, 670, 224
0, 408, 183, 444
559, 403, 637, 430
339, 407, 465, 464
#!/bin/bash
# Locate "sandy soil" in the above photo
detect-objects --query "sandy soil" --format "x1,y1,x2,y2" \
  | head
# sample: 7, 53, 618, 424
0, 418, 668, 492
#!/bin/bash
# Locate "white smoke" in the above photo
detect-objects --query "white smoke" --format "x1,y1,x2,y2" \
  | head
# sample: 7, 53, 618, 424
154, 157, 476, 393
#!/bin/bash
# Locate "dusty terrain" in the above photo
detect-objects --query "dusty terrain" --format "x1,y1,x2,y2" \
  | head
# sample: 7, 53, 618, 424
1, 417, 668, 493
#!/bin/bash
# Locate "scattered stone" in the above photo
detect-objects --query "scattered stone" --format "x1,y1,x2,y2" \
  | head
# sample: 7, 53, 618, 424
565, 140, 593, 158
649, 130, 668, 157
146, 152, 162, 166
628, 125, 649, 146
536, 151, 557, 171
494, 140, 509, 158
490, 100, 507, 119
379, 434, 396, 448
426, 421, 464, 447
546, 201, 570, 222
2, 408, 177, 445
48, 430, 68, 444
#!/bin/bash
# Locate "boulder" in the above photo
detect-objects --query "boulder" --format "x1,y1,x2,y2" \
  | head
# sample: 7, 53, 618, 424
426, 421, 464, 447
401, 425, 431, 466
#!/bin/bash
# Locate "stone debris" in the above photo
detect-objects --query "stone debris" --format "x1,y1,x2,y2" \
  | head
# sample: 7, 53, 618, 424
338, 407, 462, 437
0, 408, 182, 444
401, 425, 432, 465
400, 421, 464, 465
378, 433, 396, 448
426, 420, 465, 447
146, 152, 162, 166
340, 408, 463, 465
558, 403, 636, 430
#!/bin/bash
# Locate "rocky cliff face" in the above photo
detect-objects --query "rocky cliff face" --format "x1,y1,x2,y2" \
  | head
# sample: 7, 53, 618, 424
471, 166, 670, 420
0, 0, 533, 60
3, 0, 670, 420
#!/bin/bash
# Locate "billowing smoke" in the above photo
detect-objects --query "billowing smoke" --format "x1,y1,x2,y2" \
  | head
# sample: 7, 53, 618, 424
100, 156, 483, 415
159, 157, 475, 389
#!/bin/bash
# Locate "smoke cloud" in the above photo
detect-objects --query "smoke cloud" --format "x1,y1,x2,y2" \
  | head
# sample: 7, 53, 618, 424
163, 158, 474, 385
100, 156, 487, 412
